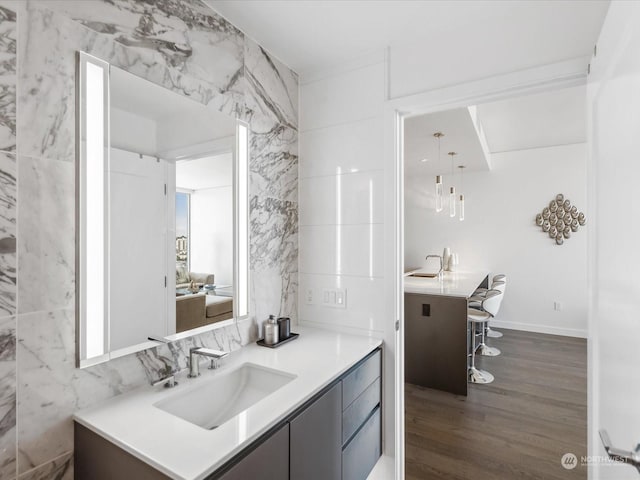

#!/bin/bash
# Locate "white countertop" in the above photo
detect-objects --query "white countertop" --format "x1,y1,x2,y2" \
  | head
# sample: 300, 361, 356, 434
73, 326, 382, 480
403, 270, 489, 297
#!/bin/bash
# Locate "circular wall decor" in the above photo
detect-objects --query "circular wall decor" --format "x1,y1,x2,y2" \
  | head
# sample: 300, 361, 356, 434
535, 193, 586, 245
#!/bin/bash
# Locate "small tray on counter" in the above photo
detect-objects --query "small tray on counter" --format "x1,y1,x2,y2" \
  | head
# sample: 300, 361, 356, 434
257, 332, 299, 349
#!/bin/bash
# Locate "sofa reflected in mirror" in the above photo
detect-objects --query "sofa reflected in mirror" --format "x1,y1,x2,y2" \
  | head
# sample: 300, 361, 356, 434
174, 267, 233, 332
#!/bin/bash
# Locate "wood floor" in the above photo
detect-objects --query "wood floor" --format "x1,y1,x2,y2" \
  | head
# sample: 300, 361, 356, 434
405, 328, 587, 480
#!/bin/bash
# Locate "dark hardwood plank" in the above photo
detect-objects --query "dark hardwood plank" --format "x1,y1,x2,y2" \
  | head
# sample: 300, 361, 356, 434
405, 328, 587, 480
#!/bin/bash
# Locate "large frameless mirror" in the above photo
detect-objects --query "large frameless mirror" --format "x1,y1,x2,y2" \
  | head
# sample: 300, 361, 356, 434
77, 52, 249, 368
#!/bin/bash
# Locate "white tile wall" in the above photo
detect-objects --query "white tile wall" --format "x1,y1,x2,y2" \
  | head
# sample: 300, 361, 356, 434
299, 170, 384, 226
299, 224, 384, 278
299, 59, 386, 333
300, 62, 385, 131
298, 274, 385, 334
299, 116, 384, 178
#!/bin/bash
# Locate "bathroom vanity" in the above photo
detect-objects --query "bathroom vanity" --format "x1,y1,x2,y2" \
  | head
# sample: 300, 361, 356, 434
74, 328, 382, 480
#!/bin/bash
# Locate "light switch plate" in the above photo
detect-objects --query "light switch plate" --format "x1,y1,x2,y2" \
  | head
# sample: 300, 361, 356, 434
321, 288, 347, 309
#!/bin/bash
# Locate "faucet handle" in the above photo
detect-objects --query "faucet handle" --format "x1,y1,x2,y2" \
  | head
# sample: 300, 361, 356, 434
209, 358, 223, 370
152, 373, 178, 388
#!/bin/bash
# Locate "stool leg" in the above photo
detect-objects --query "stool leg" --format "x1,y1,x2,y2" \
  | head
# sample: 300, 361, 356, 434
477, 320, 501, 357
468, 321, 495, 384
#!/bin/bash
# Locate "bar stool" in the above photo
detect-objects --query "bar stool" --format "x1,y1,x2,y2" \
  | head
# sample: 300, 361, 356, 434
475, 289, 503, 356
472, 275, 507, 338
468, 290, 502, 384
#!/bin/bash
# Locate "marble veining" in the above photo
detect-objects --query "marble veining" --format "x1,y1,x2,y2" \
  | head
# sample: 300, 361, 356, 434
17, 451, 72, 480
0, 4, 16, 153
43, 0, 245, 117
0, 152, 15, 317
250, 196, 298, 273
250, 125, 298, 203
17, 156, 74, 315
0, 315, 16, 479
136, 317, 255, 383
17, 309, 148, 473
10, 0, 298, 476
18, 2, 244, 162
244, 37, 298, 131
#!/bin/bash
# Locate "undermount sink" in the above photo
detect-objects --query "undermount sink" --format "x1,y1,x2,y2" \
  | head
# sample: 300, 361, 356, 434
154, 363, 296, 430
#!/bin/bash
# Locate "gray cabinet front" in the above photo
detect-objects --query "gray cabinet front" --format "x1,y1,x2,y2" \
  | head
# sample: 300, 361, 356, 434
218, 424, 289, 480
290, 382, 342, 480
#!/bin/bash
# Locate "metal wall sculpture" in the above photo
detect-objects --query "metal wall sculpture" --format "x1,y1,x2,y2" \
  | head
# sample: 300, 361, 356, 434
535, 194, 586, 245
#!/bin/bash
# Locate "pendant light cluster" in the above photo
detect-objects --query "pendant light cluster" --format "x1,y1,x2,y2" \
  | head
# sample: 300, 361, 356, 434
432, 132, 465, 221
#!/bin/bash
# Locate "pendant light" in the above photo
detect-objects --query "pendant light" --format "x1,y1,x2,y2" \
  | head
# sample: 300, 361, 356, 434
457, 165, 466, 221
448, 152, 457, 217
433, 132, 444, 212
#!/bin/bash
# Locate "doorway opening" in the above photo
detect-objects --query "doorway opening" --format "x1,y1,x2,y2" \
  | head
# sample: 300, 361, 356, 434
397, 84, 589, 479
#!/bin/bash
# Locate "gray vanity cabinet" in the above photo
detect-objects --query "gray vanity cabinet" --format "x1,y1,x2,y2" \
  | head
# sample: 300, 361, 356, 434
218, 424, 289, 480
75, 349, 381, 480
290, 382, 342, 480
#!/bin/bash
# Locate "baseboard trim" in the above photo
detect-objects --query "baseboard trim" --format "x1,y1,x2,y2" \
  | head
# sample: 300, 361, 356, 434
490, 320, 587, 339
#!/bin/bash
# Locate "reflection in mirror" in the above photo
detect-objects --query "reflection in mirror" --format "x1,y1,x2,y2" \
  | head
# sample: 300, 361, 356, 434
77, 52, 249, 367
175, 153, 234, 332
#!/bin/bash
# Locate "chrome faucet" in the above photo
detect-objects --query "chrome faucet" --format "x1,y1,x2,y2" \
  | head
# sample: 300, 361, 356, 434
188, 347, 229, 378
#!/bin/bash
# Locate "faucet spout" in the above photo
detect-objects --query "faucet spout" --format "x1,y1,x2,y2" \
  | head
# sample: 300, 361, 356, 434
188, 347, 229, 378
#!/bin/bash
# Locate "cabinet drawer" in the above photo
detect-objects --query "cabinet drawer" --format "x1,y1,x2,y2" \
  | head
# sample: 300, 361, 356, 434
216, 424, 289, 480
342, 377, 380, 445
290, 382, 342, 480
342, 407, 381, 480
342, 349, 381, 409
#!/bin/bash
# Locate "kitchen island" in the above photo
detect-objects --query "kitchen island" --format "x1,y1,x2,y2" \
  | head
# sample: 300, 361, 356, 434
404, 271, 489, 395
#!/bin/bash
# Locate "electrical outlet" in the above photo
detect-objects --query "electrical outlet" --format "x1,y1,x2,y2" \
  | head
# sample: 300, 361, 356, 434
554, 301, 562, 311
306, 289, 313, 304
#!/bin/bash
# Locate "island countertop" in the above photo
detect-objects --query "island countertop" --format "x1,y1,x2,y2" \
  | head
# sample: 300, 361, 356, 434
403, 270, 489, 298
73, 326, 382, 480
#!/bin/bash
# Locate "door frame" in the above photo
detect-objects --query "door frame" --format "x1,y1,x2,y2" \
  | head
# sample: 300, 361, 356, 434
383, 56, 590, 479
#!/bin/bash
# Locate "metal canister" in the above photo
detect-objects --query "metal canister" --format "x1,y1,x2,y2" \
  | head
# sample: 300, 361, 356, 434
264, 315, 279, 345
277, 317, 291, 340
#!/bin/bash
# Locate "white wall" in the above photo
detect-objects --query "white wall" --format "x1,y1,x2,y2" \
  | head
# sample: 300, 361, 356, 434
405, 143, 588, 337
190, 186, 233, 285
299, 59, 386, 334
587, 2, 640, 476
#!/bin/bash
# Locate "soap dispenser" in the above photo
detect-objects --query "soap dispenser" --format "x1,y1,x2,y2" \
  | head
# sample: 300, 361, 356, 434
264, 315, 279, 345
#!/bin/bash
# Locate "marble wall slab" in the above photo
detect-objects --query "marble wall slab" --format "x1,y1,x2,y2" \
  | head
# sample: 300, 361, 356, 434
0, 315, 16, 479
44, 0, 245, 118
244, 36, 299, 323
17, 156, 74, 315
0, 4, 16, 479
3, 1, 298, 478
17, 451, 71, 480
0, 5, 15, 153
0, 152, 15, 317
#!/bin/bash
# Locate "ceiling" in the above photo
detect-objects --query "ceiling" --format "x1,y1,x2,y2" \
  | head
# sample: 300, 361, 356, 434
404, 85, 586, 177
404, 108, 488, 176
206, 0, 609, 77
476, 86, 586, 153
176, 153, 232, 191
110, 66, 235, 137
